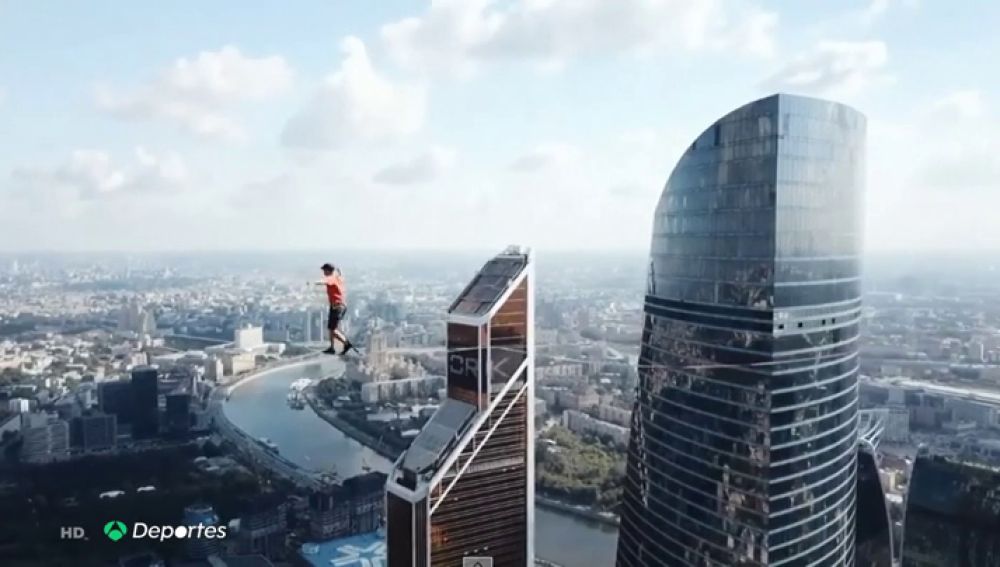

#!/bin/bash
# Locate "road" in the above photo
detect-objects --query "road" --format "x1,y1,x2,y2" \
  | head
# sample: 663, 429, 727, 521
865, 376, 1000, 407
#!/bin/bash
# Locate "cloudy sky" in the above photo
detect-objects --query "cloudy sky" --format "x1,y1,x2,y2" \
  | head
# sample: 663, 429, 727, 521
1, 0, 997, 253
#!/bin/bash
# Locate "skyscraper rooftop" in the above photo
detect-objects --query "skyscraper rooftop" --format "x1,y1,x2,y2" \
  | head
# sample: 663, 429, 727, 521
387, 246, 535, 567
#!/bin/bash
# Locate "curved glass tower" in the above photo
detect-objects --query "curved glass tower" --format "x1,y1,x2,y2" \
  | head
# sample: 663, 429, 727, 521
616, 94, 866, 567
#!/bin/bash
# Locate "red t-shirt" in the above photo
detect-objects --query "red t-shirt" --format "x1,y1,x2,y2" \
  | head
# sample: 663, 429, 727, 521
324, 274, 345, 305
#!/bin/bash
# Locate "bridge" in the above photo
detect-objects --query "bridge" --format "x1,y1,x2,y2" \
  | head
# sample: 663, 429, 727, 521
163, 333, 229, 350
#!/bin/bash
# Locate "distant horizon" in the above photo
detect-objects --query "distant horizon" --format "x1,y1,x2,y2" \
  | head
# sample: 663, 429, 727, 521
3, 247, 1000, 261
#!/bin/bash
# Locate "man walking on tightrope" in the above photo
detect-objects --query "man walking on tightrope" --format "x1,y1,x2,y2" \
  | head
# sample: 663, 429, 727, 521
315, 263, 356, 355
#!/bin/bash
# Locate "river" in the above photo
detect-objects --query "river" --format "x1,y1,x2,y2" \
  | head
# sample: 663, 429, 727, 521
222, 359, 619, 567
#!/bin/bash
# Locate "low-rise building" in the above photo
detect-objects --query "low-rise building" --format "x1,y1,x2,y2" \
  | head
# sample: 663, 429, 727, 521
235, 326, 264, 352
885, 406, 910, 443
222, 351, 257, 376
8, 398, 30, 413
237, 492, 289, 560
559, 387, 599, 410
77, 412, 117, 450
597, 403, 631, 427
308, 472, 385, 542
359, 375, 444, 403
562, 410, 629, 446
22, 419, 70, 463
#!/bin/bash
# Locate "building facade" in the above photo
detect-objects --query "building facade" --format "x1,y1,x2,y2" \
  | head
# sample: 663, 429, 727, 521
235, 325, 264, 351
79, 412, 117, 450
386, 246, 534, 566
616, 94, 866, 566
855, 410, 893, 567
237, 492, 289, 560
21, 419, 70, 463
131, 366, 159, 439
309, 472, 386, 542
901, 454, 1000, 566
562, 409, 629, 446
165, 391, 192, 434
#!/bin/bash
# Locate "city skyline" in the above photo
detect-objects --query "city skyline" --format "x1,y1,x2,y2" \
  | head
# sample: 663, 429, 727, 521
3, 223, 1000, 565
3, 1, 1000, 253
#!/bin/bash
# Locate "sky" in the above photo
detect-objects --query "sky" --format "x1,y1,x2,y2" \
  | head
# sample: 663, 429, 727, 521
1, 0, 998, 253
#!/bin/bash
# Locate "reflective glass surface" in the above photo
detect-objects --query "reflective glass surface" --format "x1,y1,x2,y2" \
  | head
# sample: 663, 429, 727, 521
901, 455, 1000, 566
617, 94, 865, 567
389, 251, 533, 567
855, 448, 893, 567
448, 256, 528, 315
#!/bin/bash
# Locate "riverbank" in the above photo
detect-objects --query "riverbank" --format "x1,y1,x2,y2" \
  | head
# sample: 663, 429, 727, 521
303, 387, 622, 528
536, 496, 620, 528
222, 353, 322, 398
304, 389, 401, 461
224, 361, 618, 566
213, 390, 322, 489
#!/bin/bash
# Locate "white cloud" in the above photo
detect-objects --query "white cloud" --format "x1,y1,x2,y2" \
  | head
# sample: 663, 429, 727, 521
373, 147, 457, 185
861, 0, 891, 24
509, 143, 580, 171
761, 40, 891, 98
96, 46, 293, 141
282, 36, 426, 150
380, 0, 778, 76
929, 89, 985, 120
10, 147, 188, 200
865, 87, 1000, 253
859, 0, 919, 25
920, 153, 1000, 191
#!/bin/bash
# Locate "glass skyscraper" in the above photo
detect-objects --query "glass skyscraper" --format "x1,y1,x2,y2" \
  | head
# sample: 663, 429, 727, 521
855, 410, 893, 567
901, 454, 1000, 566
616, 94, 866, 566
386, 246, 534, 566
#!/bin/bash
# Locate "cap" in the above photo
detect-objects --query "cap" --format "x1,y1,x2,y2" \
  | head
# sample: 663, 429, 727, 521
321, 263, 335, 271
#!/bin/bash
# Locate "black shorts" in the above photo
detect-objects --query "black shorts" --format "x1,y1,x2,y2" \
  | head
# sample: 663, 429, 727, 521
328, 304, 346, 331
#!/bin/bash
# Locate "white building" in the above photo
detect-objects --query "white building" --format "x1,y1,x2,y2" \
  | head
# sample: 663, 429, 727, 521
222, 351, 256, 376
118, 300, 156, 334
969, 341, 987, 362
8, 398, 30, 413
537, 362, 586, 380
886, 386, 907, 405
182, 350, 209, 364
360, 376, 445, 403
151, 352, 187, 368
884, 406, 910, 443
561, 410, 629, 446
205, 357, 224, 382
22, 420, 70, 463
597, 403, 632, 427
535, 398, 547, 418
234, 326, 264, 351
946, 398, 997, 429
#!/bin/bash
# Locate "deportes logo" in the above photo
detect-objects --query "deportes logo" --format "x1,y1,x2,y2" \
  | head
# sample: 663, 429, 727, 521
103, 521, 128, 542
101, 521, 227, 542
